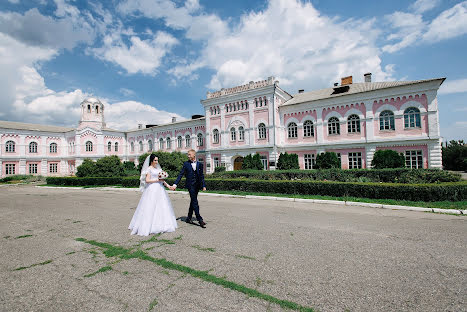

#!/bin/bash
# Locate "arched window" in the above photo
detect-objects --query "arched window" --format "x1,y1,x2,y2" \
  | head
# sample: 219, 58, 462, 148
166, 137, 171, 149
263, 97, 267, 106
50, 142, 57, 153
328, 117, 340, 135
148, 140, 153, 151
130, 142, 134, 152
230, 127, 236, 141
139, 141, 143, 152
185, 135, 191, 148
87, 105, 91, 113
303, 120, 314, 137
197, 133, 203, 147
213, 129, 219, 144
210, 107, 213, 115
255, 98, 258, 107
259, 97, 263, 107
288, 122, 297, 138
347, 114, 361, 133
258, 123, 267, 139
108, 142, 112, 152
96, 106, 99, 114
380, 110, 395, 130
404, 107, 421, 128
115, 142, 118, 152
29, 142, 38, 153
159, 138, 164, 150
85, 141, 93, 152
177, 136, 182, 148
239, 126, 245, 141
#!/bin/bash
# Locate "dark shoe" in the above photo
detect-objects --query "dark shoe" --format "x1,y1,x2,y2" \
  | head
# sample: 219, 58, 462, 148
199, 221, 206, 228
185, 218, 193, 224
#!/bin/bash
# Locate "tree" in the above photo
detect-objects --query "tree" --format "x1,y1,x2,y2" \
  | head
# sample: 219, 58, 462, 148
76, 159, 96, 177
123, 161, 135, 171
138, 151, 186, 176
277, 152, 300, 170
442, 140, 467, 171
371, 150, 405, 169
242, 154, 263, 170
95, 155, 125, 177
315, 152, 340, 169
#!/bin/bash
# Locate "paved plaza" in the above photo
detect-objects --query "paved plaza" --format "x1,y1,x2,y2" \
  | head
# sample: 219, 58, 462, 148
0, 185, 466, 312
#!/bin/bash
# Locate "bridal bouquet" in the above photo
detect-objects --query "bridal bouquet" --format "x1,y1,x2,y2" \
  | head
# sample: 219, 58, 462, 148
158, 171, 168, 180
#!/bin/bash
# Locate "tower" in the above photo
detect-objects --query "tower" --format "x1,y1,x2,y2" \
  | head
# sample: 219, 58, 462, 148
78, 98, 106, 130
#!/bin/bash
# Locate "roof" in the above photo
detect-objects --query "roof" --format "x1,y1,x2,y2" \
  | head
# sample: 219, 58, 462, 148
283, 78, 446, 106
0, 120, 75, 132
126, 117, 206, 133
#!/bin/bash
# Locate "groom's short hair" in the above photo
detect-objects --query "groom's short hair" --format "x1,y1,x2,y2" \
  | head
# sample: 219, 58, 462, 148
188, 149, 196, 154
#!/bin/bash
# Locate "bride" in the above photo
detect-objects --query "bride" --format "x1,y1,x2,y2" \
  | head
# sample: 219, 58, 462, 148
128, 154, 178, 236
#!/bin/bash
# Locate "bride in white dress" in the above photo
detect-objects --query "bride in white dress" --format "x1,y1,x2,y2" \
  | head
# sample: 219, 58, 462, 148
128, 154, 178, 236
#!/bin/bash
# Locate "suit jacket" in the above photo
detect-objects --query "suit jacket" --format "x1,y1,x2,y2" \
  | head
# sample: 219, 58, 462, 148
174, 161, 206, 191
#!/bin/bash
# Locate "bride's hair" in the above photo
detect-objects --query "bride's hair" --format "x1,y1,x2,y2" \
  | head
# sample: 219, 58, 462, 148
149, 153, 157, 165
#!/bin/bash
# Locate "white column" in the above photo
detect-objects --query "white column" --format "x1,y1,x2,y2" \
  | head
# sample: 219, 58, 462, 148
206, 110, 212, 151
0, 160, 3, 178
365, 144, 377, 169
60, 160, 67, 176
248, 98, 255, 147
41, 159, 48, 176
428, 140, 442, 168
426, 91, 441, 138
205, 152, 212, 174
364, 101, 374, 141
19, 159, 26, 175
316, 109, 324, 144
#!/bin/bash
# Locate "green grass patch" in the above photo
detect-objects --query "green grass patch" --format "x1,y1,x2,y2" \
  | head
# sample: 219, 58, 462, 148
75, 237, 315, 311
84, 265, 112, 278
235, 255, 256, 260
15, 234, 33, 239
191, 245, 215, 252
122, 271, 129, 275
66, 251, 76, 255
14, 259, 52, 271
148, 298, 158, 310
72, 221, 82, 223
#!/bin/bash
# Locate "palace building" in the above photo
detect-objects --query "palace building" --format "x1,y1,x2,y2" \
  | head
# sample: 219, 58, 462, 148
0, 74, 444, 177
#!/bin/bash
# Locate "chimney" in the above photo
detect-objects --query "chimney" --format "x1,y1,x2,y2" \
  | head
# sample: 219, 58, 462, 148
138, 124, 143, 129
172, 117, 177, 123
364, 72, 372, 83
341, 76, 353, 86
298, 89, 304, 94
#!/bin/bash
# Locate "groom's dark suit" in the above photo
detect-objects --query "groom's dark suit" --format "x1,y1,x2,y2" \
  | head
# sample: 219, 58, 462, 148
174, 160, 206, 223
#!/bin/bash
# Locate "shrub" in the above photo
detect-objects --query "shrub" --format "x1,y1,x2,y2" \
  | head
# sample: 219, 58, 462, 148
371, 150, 405, 169
214, 166, 226, 173
442, 140, 467, 171
76, 159, 97, 177
315, 152, 340, 169
123, 161, 135, 171
95, 155, 125, 177
277, 153, 299, 170
138, 151, 185, 176
46, 177, 123, 186
242, 154, 263, 170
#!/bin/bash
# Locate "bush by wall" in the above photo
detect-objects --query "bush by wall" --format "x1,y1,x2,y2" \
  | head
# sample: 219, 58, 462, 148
315, 152, 340, 169
46, 176, 123, 186
371, 150, 405, 169
277, 152, 300, 170
242, 154, 263, 170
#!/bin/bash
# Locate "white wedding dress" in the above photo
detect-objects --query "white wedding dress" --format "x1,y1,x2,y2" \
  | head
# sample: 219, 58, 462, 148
129, 167, 178, 236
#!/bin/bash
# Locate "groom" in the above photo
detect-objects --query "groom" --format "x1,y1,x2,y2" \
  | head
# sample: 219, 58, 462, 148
171, 149, 207, 228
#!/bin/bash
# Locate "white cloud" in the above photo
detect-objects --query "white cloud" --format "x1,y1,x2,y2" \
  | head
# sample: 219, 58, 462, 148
7, 0, 20, 4
92, 31, 178, 75
120, 88, 136, 97
382, 12, 425, 53
410, 0, 441, 14
423, 1, 467, 42
438, 78, 467, 94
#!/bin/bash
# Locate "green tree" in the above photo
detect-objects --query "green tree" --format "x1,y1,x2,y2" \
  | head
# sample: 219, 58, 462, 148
95, 155, 125, 177
315, 152, 340, 169
277, 152, 300, 170
371, 150, 405, 169
242, 154, 263, 170
123, 161, 135, 171
138, 151, 186, 176
442, 140, 467, 171
76, 159, 97, 177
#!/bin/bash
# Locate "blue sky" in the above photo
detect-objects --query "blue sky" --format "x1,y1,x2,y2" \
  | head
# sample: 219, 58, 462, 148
0, 0, 466, 140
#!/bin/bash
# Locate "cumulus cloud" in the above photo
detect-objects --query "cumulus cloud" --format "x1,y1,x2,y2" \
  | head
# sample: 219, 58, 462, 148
439, 78, 467, 94
423, 1, 467, 42
410, 0, 441, 14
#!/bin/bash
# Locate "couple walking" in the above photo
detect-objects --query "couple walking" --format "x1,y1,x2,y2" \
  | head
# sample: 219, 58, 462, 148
128, 149, 206, 236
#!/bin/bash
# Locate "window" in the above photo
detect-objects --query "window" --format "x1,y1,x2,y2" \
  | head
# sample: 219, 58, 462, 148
347, 114, 361, 133
260, 155, 268, 170
96, 106, 99, 114
288, 122, 297, 138
50, 143, 57, 153
213, 129, 219, 144
5, 140, 15, 153
108, 142, 112, 152
159, 138, 164, 150
29, 142, 38, 153
380, 110, 395, 130
85, 141, 93, 152
185, 135, 191, 148
239, 126, 245, 141
115, 142, 118, 152
328, 117, 340, 135
337, 153, 342, 168
139, 141, 143, 152
230, 127, 236, 141
303, 120, 314, 137
214, 157, 220, 168
177, 136, 182, 148
255, 98, 258, 107
405, 150, 423, 168
263, 97, 267, 106
166, 137, 171, 149
258, 123, 267, 139
148, 140, 153, 151
49, 163, 58, 173
197, 133, 203, 147
5, 164, 15, 175
87, 104, 91, 113
130, 142, 135, 152
29, 163, 38, 174
404, 107, 421, 128
348, 152, 362, 169
304, 154, 315, 170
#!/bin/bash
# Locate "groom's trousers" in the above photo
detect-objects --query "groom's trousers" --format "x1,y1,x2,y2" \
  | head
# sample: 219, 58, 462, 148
188, 188, 203, 222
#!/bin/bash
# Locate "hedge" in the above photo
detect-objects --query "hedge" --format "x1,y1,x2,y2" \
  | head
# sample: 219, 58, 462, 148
116, 177, 467, 202
210, 168, 461, 184
46, 176, 123, 186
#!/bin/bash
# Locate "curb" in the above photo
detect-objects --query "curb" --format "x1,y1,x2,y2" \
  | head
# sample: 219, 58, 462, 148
35, 186, 464, 215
